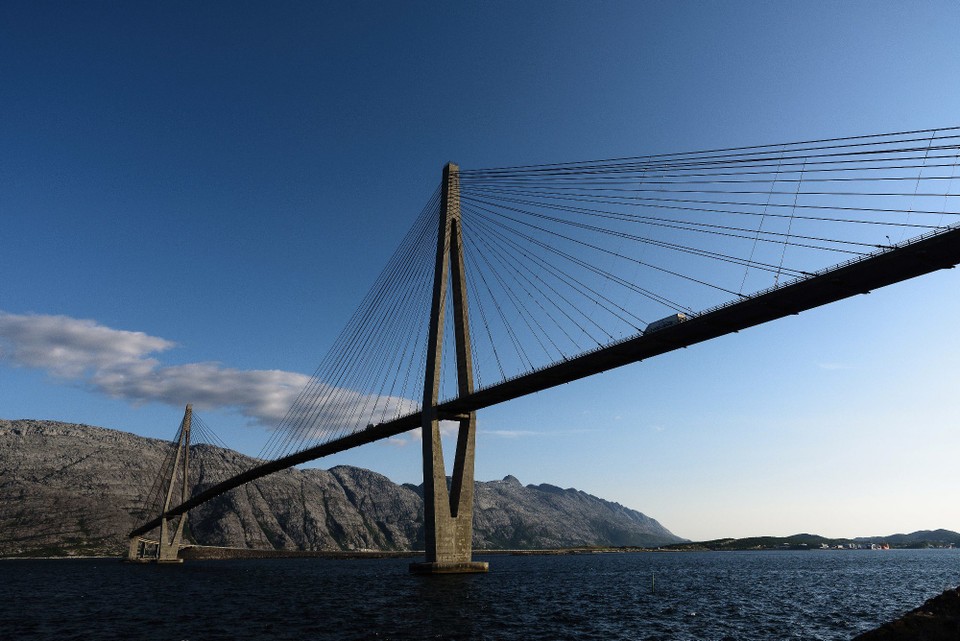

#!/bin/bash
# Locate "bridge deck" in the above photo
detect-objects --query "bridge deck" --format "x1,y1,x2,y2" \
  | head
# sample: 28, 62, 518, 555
131, 225, 960, 539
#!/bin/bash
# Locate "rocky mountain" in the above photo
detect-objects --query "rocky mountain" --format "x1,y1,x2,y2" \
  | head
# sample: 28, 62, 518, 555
0, 419, 685, 556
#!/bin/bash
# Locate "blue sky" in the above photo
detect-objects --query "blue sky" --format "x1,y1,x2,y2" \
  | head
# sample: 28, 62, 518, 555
2, 1, 959, 541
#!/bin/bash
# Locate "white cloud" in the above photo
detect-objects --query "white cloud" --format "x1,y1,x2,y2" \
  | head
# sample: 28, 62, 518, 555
0, 311, 415, 431
0, 311, 174, 378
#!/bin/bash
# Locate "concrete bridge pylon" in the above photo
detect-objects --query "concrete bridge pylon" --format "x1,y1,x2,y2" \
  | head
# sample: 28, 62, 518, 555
410, 163, 488, 575
126, 404, 192, 563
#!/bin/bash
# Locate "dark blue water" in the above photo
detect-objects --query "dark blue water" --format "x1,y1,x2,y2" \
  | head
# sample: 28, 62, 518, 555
2, 550, 958, 640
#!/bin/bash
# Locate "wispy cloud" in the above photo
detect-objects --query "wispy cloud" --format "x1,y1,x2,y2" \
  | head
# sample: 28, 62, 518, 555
478, 427, 599, 439
481, 429, 541, 439
385, 421, 460, 447
818, 362, 855, 371
0, 311, 413, 429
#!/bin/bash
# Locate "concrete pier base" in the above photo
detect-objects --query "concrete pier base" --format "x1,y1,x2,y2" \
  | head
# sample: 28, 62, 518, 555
409, 561, 489, 575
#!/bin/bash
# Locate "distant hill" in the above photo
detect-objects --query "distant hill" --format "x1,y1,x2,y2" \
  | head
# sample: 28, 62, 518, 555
854, 530, 960, 547
0, 419, 685, 557
669, 530, 959, 552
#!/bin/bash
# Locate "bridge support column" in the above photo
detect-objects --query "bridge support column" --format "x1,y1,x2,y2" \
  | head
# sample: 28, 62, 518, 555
126, 536, 145, 562
410, 163, 488, 575
126, 404, 192, 563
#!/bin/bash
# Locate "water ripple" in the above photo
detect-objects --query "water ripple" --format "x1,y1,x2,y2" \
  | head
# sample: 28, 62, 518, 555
1, 550, 958, 640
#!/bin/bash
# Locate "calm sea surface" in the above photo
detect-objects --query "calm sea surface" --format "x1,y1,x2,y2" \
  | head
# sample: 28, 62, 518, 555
1, 550, 958, 640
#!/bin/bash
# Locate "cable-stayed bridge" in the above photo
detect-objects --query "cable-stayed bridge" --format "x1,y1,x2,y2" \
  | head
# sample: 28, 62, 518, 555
127, 127, 960, 571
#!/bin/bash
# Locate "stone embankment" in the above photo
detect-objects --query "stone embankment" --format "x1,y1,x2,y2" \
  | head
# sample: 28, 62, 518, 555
854, 586, 960, 640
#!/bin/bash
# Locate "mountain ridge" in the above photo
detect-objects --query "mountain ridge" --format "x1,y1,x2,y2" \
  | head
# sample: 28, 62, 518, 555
0, 418, 685, 556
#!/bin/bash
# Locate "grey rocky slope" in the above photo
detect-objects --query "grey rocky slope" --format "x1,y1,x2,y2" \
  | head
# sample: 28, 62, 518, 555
0, 419, 685, 556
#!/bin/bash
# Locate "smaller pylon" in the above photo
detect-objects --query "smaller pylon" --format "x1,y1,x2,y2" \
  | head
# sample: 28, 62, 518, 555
126, 404, 192, 563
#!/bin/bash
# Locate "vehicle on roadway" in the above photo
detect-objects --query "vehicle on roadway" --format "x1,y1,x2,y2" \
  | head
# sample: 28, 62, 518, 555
644, 313, 688, 334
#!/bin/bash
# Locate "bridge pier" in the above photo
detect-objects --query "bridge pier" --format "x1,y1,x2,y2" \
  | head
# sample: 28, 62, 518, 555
126, 536, 146, 562
410, 163, 488, 575
409, 410, 486, 574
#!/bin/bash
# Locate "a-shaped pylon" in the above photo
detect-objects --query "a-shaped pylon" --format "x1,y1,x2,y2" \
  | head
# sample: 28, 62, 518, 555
126, 404, 192, 563
409, 163, 488, 574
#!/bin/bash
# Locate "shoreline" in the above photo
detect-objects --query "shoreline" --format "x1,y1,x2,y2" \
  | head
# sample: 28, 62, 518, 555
5, 544, 958, 562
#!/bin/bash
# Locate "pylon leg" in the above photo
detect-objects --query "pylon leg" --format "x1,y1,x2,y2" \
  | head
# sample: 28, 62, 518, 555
157, 515, 186, 563
410, 412, 486, 574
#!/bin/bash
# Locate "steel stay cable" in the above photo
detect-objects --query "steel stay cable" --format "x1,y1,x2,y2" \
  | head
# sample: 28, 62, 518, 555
338, 213, 435, 438
939, 146, 960, 229
257, 127, 960, 464
393, 223, 438, 411
460, 184, 958, 226
313, 190, 438, 443
776, 159, 806, 285
468, 216, 621, 353
466, 213, 649, 331
465, 212, 646, 340
256, 206, 429, 459
468, 228, 563, 359
367, 224, 436, 425
468, 205, 696, 313
463, 195, 814, 281
899, 130, 938, 243
461, 190, 876, 254
463, 219, 583, 363
465, 208, 617, 348
462, 167, 960, 188
462, 226, 520, 380
468, 183, 960, 199
465, 215, 596, 357
141, 418, 187, 518
466, 206, 695, 316
466, 202, 750, 300
459, 155, 960, 184
458, 148, 960, 183
466, 227, 567, 364
301, 194, 436, 436
742, 147, 783, 293
305, 201, 437, 449
460, 129, 960, 177
459, 157, 960, 196
141, 434, 182, 517
462, 235, 507, 382
459, 231, 486, 392
377, 234, 436, 422
470, 216, 615, 348
268, 245, 411, 457
263, 191, 438, 459
465, 233, 538, 372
